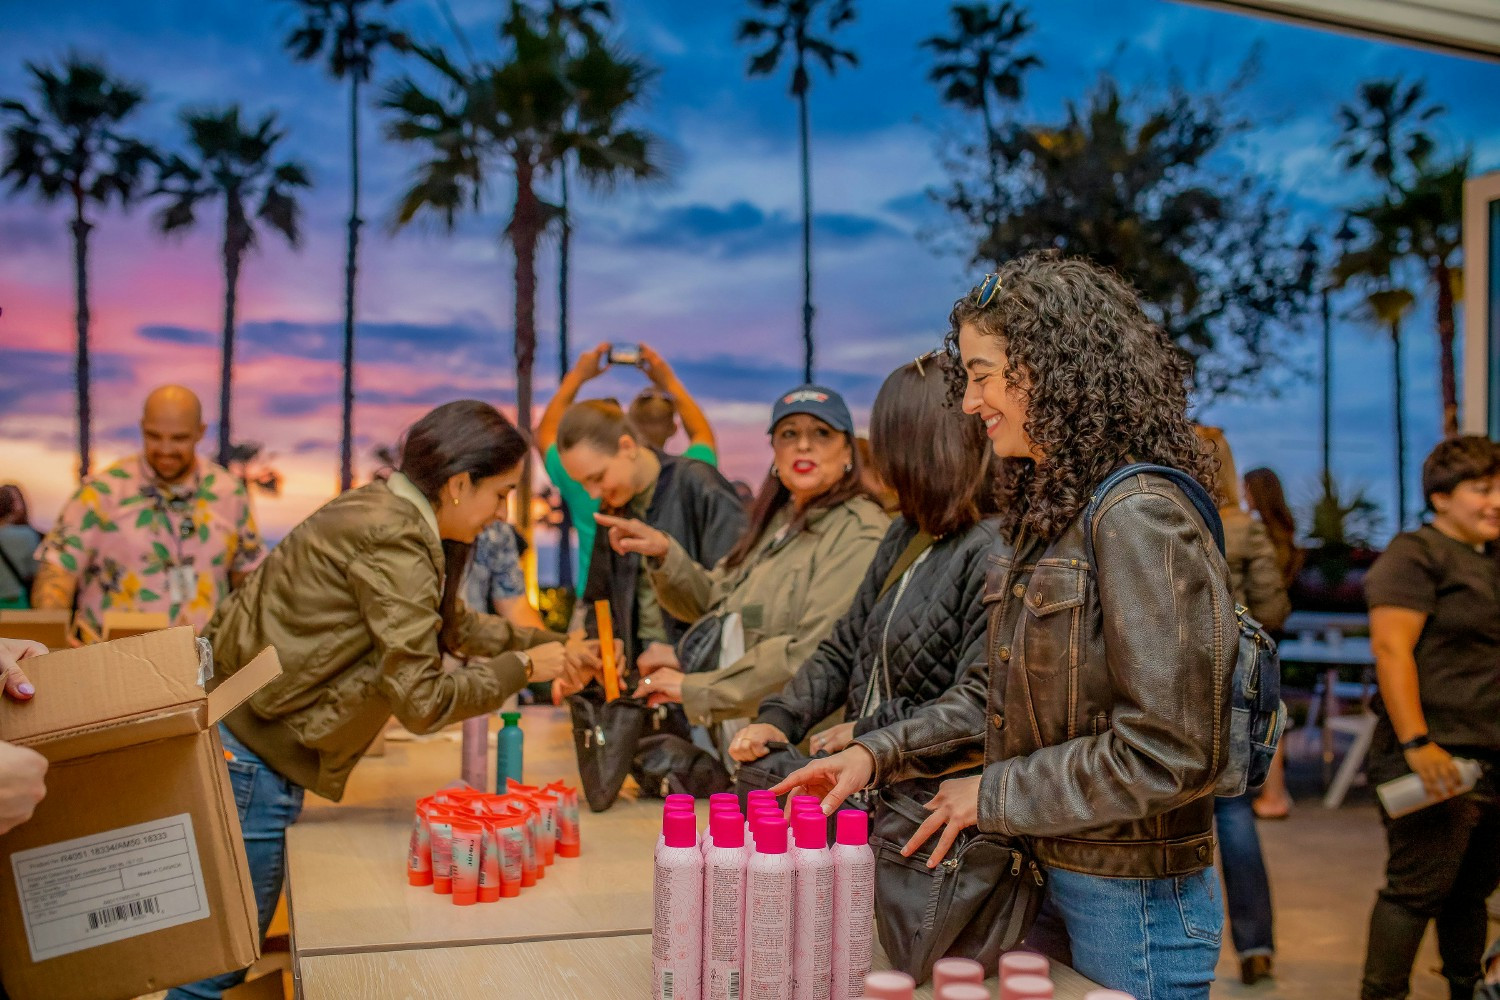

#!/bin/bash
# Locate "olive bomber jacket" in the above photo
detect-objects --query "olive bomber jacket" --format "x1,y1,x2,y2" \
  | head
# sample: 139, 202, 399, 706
207, 474, 564, 801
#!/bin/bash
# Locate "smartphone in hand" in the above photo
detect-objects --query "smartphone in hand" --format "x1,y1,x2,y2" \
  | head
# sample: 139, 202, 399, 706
606, 342, 642, 367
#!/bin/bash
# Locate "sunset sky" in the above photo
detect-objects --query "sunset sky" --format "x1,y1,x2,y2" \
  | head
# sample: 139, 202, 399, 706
3, 0, 1499, 573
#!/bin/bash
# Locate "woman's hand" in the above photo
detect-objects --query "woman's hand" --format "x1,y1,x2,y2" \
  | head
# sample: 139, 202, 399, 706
633, 667, 683, 706
0, 740, 46, 835
769, 745, 876, 815
0, 637, 43, 702
810, 721, 856, 756
1405, 741, 1464, 799
523, 642, 569, 684
594, 514, 670, 560
902, 774, 982, 868
637, 641, 679, 674
730, 723, 789, 762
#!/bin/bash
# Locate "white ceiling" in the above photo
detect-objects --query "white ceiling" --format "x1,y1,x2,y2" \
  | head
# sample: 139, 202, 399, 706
1177, 0, 1500, 61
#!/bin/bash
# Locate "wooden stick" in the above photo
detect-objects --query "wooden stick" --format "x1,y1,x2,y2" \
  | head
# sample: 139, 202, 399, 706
594, 599, 620, 701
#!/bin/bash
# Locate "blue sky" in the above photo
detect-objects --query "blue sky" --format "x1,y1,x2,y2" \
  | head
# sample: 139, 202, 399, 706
2, 0, 1498, 550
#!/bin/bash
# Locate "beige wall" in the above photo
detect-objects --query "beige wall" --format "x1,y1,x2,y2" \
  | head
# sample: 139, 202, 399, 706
1178, 0, 1500, 61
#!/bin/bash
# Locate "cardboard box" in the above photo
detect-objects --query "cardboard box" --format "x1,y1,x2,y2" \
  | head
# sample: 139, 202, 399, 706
0, 609, 73, 651
101, 610, 171, 641
0, 627, 280, 1000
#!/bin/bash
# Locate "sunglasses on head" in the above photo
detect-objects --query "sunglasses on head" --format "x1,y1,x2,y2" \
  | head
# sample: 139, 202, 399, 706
973, 273, 1002, 308
913, 349, 942, 377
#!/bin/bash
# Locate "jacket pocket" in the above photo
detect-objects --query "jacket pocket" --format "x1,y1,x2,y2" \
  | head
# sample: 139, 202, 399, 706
1014, 562, 1088, 744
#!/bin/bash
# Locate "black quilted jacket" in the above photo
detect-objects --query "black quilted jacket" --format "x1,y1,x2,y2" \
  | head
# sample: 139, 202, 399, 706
754, 515, 1000, 743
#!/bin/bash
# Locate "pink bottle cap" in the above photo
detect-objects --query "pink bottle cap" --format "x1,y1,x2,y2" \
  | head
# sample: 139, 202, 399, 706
1082, 992, 1136, 1000
1002, 973, 1053, 1000
939, 987, 990, 1000
662, 810, 697, 849
665, 793, 695, 809
710, 811, 745, 850
791, 793, 820, 810
750, 805, 785, 823
746, 789, 777, 806
836, 809, 869, 845
933, 956, 986, 989
709, 792, 738, 807
1000, 953, 1049, 978
710, 799, 741, 813
792, 811, 827, 850
862, 970, 916, 999
752, 818, 787, 854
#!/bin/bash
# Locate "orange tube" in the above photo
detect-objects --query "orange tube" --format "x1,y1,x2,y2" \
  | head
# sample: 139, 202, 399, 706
595, 599, 620, 700
448, 819, 484, 906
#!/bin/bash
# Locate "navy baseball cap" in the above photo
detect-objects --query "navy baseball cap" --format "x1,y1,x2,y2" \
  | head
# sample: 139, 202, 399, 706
767, 384, 854, 436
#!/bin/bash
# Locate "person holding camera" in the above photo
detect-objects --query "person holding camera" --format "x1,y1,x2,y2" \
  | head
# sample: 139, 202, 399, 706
1359, 435, 1500, 1000
537, 342, 719, 588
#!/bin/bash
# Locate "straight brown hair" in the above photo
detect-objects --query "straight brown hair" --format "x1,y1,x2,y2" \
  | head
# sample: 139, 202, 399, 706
870, 358, 996, 537
557, 399, 639, 456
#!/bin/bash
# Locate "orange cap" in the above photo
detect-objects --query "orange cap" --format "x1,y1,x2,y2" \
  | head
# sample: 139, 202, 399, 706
451, 889, 477, 906
408, 869, 434, 887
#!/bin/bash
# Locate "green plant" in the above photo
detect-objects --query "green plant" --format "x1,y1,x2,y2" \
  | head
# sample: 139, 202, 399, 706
1305, 472, 1382, 551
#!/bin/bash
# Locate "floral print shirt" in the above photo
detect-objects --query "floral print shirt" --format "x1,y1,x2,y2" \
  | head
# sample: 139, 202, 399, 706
36, 455, 266, 637
461, 521, 528, 613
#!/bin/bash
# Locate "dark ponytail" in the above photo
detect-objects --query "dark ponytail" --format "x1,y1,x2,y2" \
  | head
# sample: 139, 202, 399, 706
396, 400, 531, 653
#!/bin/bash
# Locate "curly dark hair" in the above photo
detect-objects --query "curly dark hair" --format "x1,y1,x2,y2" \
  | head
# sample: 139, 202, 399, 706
943, 251, 1217, 541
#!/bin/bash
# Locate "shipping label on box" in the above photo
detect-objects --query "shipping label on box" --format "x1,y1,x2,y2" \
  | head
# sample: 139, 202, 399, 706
11, 814, 210, 962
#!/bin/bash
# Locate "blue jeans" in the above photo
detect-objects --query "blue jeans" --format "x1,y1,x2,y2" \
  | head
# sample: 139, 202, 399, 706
165, 725, 305, 1000
1214, 792, 1275, 958
1024, 865, 1224, 1000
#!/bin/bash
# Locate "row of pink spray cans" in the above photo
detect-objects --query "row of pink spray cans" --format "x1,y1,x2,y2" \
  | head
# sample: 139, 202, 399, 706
860, 955, 1135, 999
652, 790, 876, 1000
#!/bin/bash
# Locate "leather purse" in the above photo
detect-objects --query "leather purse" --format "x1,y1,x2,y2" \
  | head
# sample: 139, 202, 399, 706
567, 686, 691, 812
870, 786, 1045, 985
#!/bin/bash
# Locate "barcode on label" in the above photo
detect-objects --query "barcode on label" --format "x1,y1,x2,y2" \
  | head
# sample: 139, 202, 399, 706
729, 970, 740, 1000
662, 970, 674, 1000
86, 897, 161, 931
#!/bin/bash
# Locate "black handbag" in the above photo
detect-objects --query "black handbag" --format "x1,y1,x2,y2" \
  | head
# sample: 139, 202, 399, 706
675, 609, 728, 675
567, 685, 691, 812
632, 733, 734, 798
870, 786, 1045, 985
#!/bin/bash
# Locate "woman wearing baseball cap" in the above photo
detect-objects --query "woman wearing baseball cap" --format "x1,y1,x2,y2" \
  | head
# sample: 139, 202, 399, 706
595, 383, 888, 732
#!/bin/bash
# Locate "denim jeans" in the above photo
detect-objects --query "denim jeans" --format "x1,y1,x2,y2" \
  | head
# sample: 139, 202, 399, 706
1024, 864, 1224, 1000
1215, 792, 1275, 958
164, 725, 305, 1000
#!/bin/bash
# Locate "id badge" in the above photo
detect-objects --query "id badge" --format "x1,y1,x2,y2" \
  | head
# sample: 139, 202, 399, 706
166, 565, 197, 605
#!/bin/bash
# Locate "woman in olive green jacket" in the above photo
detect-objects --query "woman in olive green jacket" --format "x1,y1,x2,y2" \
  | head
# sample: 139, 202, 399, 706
171, 401, 596, 1000
597, 384, 887, 728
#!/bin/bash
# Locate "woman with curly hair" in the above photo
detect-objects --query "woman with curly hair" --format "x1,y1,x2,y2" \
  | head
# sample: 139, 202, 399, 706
775, 251, 1238, 999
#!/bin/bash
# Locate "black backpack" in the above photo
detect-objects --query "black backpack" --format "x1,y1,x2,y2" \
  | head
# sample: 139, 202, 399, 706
1082, 463, 1286, 797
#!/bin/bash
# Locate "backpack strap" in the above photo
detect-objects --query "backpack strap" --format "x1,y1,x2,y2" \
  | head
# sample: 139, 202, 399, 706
1081, 463, 1225, 571
877, 530, 935, 602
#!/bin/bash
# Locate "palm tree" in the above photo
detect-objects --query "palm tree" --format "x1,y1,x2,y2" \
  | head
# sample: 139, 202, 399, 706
153, 107, 311, 466
283, 0, 410, 492
738, 0, 857, 384
1336, 78, 1464, 437
546, 0, 611, 382
383, 2, 661, 549
1, 57, 156, 481
1335, 226, 1416, 531
922, 2, 1039, 221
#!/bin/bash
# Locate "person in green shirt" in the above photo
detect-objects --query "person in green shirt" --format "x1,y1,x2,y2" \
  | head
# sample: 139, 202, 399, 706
537, 342, 719, 586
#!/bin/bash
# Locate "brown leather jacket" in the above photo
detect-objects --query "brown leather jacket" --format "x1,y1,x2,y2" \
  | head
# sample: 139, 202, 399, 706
856, 472, 1237, 878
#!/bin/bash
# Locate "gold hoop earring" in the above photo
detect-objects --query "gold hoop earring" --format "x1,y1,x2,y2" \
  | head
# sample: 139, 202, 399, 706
770, 463, 780, 481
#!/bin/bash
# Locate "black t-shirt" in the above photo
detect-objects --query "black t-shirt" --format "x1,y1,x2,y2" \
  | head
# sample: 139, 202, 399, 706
1363, 525, 1500, 749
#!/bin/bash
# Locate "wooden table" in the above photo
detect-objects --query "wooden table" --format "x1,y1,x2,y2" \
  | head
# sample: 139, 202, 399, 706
286, 707, 1101, 998
288, 707, 670, 957
297, 936, 1102, 1000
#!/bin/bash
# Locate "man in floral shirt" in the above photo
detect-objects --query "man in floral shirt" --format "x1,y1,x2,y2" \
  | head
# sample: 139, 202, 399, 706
33, 386, 266, 639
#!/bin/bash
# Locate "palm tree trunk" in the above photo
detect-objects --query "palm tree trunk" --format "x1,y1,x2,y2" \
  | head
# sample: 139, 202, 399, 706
340, 72, 363, 492
1391, 321, 1407, 532
70, 207, 93, 483
511, 156, 541, 552
797, 80, 815, 384
557, 161, 573, 591
979, 88, 1002, 230
1434, 259, 1458, 438
220, 225, 243, 468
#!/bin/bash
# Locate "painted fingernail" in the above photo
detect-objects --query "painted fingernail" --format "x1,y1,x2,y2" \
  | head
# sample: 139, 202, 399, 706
17, 683, 34, 696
